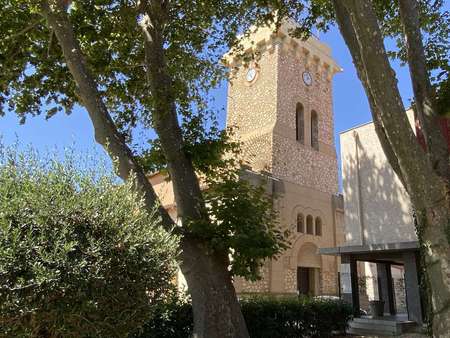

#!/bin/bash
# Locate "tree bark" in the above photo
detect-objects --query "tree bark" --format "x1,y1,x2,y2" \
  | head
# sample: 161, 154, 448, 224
41, 1, 250, 337
137, 4, 207, 223
398, 0, 449, 180
332, 1, 450, 336
181, 238, 250, 337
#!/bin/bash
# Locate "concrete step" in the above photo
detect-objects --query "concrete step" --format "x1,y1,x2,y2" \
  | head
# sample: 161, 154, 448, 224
349, 321, 399, 334
353, 317, 415, 327
347, 327, 402, 337
347, 317, 418, 337
353, 318, 400, 327
351, 318, 417, 333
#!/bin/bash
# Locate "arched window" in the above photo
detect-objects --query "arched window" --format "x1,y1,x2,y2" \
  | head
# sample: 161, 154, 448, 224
297, 213, 305, 233
296, 103, 305, 144
315, 217, 322, 236
306, 215, 313, 234
311, 110, 319, 150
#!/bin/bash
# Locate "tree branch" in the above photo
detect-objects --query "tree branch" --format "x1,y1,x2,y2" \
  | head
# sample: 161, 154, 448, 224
137, 1, 207, 223
39, 0, 175, 230
5, 18, 45, 42
398, 0, 449, 179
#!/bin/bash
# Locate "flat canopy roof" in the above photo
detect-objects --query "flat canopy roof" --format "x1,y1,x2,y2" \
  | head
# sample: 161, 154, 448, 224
319, 241, 419, 256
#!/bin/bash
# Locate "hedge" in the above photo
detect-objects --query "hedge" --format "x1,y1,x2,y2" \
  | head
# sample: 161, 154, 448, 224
132, 295, 352, 338
130, 297, 193, 338
241, 296, 352, 337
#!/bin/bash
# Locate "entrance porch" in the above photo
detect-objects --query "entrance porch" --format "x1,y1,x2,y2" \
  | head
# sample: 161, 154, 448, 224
321, 242, 425, 335
347, 314, 418, 336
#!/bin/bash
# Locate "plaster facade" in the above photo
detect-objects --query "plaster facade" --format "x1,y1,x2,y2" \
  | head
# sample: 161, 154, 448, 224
340, 113, 417, 246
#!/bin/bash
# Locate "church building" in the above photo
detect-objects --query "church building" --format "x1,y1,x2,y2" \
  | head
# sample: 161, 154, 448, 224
150, 20, 344, 297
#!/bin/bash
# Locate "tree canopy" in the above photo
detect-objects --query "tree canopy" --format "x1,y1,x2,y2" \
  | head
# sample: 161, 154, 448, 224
0, 3, 289, 336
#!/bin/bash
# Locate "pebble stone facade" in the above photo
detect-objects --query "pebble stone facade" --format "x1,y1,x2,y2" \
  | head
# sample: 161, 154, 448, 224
225, 21, 344, 296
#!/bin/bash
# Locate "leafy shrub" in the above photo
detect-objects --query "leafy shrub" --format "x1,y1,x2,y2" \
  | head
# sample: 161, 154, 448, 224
130, 295, 193, 338
0, 147, 179, 338
240, 295, 352, 338
134, 295, 352, 338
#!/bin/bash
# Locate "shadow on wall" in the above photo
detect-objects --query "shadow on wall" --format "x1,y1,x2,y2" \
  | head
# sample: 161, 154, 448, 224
342, 130, 416, 245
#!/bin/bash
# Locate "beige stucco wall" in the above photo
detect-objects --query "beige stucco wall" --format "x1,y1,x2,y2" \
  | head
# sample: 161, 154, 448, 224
340, 113, 417, 246
149, 173, 178, 221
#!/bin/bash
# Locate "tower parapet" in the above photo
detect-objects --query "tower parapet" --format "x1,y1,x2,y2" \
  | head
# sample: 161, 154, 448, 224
223, 20, 341, 81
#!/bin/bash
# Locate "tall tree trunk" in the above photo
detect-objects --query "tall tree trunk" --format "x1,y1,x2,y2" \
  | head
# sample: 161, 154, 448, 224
41, 1, 250, 337
398, 0, 449, 179
414, 198, 450, 337
181, 237, 249, 337
138, 2, 249, 335
332, 1, 450, 336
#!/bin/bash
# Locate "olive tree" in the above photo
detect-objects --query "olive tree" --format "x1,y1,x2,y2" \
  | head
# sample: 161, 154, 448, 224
0, 146, 178, 338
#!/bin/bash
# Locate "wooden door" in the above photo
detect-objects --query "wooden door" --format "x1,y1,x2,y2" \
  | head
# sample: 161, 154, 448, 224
297, 267, 310, 295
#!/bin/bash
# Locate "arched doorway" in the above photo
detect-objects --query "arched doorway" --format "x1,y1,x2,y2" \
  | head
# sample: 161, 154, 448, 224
297, 243, 321, 296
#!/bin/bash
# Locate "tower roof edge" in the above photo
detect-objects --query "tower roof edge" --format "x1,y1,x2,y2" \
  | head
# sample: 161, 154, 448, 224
222, 19, 341, 74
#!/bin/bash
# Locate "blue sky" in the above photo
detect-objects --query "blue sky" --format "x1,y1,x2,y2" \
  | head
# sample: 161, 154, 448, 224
0, 24, 414, 188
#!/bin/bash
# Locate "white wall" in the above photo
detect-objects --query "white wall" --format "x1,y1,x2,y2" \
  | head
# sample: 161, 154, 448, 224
340, 113, 417, 246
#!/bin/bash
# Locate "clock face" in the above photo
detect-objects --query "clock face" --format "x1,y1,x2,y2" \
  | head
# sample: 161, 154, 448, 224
246, 68, 257, 82
302, 71, 313, 86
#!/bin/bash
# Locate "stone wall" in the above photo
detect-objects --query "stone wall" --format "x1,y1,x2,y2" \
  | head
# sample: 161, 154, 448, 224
284, 267, 297, 293
394, 277, 407, 313
227, 34, 339, 196
226, 45, 278, 139
321, 270, 338, 295
226, 27, 341, 299
272, 133, 339, 195
234, 261, 271, 293
272, 42, 338, 195
275, 46, 335, 148
239, 132, 273, 172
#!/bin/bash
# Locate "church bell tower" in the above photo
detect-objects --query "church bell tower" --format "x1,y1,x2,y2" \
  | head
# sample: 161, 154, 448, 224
224, 21, 341, 195
224, 21, 344, 296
